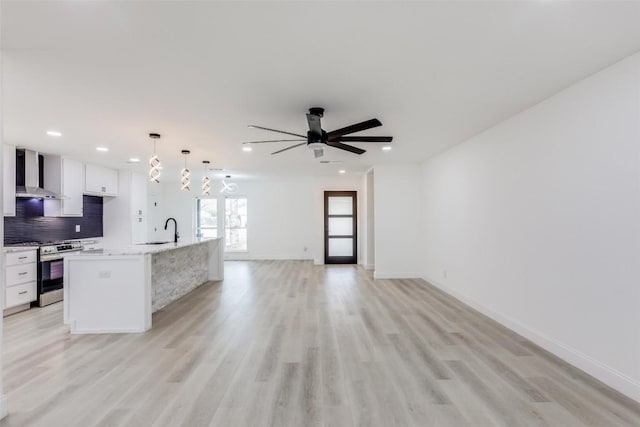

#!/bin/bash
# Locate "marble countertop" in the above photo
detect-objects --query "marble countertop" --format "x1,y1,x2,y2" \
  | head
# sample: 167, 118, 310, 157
3, 245, 39, 253
67, 238, 221, 257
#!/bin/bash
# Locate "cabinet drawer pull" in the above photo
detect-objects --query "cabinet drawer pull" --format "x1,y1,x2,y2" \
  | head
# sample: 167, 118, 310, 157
18, 272, 28, 276
18, 256, 28, 260
18, 291, 28, 295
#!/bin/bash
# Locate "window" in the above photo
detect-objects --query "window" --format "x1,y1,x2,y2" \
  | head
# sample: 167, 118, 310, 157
195, 198, 218, 238
225, 197, 247, 251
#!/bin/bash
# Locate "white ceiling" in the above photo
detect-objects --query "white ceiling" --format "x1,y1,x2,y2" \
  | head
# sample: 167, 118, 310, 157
2, 1, 640, 179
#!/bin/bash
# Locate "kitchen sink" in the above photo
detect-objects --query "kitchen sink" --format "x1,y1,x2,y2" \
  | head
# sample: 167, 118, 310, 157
137, 241, 172, 245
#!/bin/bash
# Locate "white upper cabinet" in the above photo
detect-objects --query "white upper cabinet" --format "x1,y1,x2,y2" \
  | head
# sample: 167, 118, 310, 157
62, 158, 84, 215
84, 163, 118, 196
43, 156, 84, 217
3, 144, 16, 217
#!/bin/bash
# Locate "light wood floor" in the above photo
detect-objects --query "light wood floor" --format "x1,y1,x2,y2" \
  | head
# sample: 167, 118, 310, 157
1, 261, 638, 426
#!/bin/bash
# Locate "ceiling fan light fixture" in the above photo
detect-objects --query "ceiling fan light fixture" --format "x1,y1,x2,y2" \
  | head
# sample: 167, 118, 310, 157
148, 133, 161, 183
244, 108, 392, 157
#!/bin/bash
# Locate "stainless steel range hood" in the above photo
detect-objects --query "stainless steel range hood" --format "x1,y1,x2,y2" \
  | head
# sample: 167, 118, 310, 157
15, 149, 63, 199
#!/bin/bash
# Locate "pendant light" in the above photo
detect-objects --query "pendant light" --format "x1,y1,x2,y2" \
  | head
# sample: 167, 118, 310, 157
181, 150, 191, 191
202, 160, 211, 196
148, 133, 161, 183
220, 175, 238, 193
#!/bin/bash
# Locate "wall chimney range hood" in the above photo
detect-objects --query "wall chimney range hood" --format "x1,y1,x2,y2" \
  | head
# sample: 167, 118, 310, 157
15, 149, 63, 199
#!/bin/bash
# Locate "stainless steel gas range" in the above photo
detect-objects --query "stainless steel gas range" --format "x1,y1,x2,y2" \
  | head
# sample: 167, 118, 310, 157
37, 242, 84, 306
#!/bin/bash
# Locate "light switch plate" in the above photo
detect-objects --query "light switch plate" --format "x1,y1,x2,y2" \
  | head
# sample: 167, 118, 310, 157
75, 224, 81, 232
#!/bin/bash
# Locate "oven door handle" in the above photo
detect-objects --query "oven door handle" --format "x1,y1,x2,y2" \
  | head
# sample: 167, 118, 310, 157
40, 255, 64, 262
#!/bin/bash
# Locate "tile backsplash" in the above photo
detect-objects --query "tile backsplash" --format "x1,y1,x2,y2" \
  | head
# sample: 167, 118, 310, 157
4, 196, 103, 244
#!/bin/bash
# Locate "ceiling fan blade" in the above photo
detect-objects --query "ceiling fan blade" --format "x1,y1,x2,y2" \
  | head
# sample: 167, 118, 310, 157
307, 113, 322, 135
313, 148, 324, 158
327, 118, 382, 139
271, 142, 307, 155
242, 139, 305, 144
330, 136, 393, 143
326, 141, 366, 155
248, 125, 306, 139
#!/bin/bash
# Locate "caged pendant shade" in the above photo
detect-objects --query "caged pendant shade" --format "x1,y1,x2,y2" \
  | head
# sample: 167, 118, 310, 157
202, 160, 211, 196
181, 150, 191, 191
148, 133, 162, 183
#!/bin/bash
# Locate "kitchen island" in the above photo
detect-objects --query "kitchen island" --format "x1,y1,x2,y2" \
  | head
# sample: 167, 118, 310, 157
63, 238, 223, 334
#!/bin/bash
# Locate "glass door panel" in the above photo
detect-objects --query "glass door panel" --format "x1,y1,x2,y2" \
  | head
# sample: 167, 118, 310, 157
328, 238, 354, 257
328, 217, 353, 236
328, 197, 353, 215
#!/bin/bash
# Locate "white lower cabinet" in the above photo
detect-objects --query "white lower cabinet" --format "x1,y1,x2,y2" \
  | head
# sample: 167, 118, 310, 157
4, 249, 38, 310
6, 263, 37, 284
6, 282, 37, 308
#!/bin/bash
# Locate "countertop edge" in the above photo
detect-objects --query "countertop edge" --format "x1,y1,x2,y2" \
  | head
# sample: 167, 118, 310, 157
66, 238, 222, 257
3, 246, 39, 253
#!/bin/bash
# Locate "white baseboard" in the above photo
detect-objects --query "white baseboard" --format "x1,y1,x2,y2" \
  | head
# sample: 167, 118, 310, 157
0, 394, 7, 420
373, 271, 422, 279
422, 275, 640, 403
225, 255, 314, 261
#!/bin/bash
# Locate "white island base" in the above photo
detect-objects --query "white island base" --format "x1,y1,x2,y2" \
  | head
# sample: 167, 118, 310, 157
63, 238, 223, 334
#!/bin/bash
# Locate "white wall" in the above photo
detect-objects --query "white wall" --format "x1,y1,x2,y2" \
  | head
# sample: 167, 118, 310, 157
420, 53, 640, 401
222, 178, 315, 260
0, 5, 7, 415
144, 175, 363, 263
146, 181, 198, 245
373, 164, 422, 279
360, 169, 375, 270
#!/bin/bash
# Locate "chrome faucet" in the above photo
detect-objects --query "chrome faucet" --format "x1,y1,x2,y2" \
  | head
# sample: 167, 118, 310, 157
164, 217, 179, 243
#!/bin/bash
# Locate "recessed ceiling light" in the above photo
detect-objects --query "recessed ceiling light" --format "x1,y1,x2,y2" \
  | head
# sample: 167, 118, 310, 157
128, 157, 140, 163
46, 130, 62, 137
96, 147, 109, 152
242, 146, 253, 152
382, 146, 392, 151
338, 169, 346, 174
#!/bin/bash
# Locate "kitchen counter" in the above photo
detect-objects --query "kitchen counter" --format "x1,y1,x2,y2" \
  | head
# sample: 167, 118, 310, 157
3, 246, 39, 253
75, 238, 215, 256
63, 237, 223, 334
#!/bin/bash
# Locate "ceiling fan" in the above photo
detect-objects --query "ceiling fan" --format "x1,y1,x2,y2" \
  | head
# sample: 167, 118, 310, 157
243, 107, 393, 158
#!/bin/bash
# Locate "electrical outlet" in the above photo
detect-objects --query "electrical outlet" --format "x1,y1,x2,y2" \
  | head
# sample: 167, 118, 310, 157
443, 269, 447, 279
75, 224, 81, 232
303, 246, 308, 252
